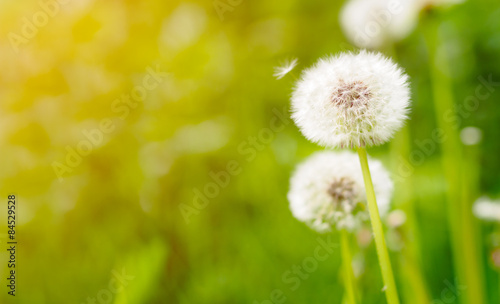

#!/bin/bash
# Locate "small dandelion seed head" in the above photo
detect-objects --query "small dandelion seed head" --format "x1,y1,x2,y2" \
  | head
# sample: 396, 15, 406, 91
473, 197, 500, 222
460, 126, 482, 146
291, 50, 410, 149
287, 151, 393, 233
274, 58, 298, 80
340, 0, 420, 49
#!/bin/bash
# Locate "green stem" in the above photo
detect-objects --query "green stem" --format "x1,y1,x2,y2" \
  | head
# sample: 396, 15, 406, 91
340, 229, 357, 304
357, 147, 400, 304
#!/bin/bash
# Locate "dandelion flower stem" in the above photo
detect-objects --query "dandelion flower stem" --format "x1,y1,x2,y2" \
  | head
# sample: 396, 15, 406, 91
340, 229, 357, 304
357, 147, 400, 304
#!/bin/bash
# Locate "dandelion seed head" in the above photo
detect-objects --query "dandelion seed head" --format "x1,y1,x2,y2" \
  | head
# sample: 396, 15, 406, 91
460, 126, 482, 146
340, 0, 420, 49
473, 197, 500, 222
291, 51, 410, 148
274, 58, 298, 80
288, 151, 393, 232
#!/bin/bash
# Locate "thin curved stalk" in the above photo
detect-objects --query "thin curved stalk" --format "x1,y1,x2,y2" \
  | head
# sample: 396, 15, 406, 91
357, 147, 400, 304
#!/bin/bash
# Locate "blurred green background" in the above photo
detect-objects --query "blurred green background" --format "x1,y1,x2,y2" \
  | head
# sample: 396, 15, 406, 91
0, 0, 500, 303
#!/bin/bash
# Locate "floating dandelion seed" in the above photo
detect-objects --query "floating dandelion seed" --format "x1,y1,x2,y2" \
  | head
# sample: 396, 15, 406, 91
273, 58, 298, 79
287, 151, 393, 232
291, 50, 410, 148
473, 197, 500, 222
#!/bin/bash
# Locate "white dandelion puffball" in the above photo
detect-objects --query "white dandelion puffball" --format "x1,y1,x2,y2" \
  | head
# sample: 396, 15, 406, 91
291, 51, 410, 148
340, 0, 420, 49
288, 151, 393, 232
473, 197, 500, 222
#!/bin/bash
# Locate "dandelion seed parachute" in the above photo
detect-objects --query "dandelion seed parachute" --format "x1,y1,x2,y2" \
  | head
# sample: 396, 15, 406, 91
287, 151, 393, 232
274, 58, 298, 80
291, 50, 410, 149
